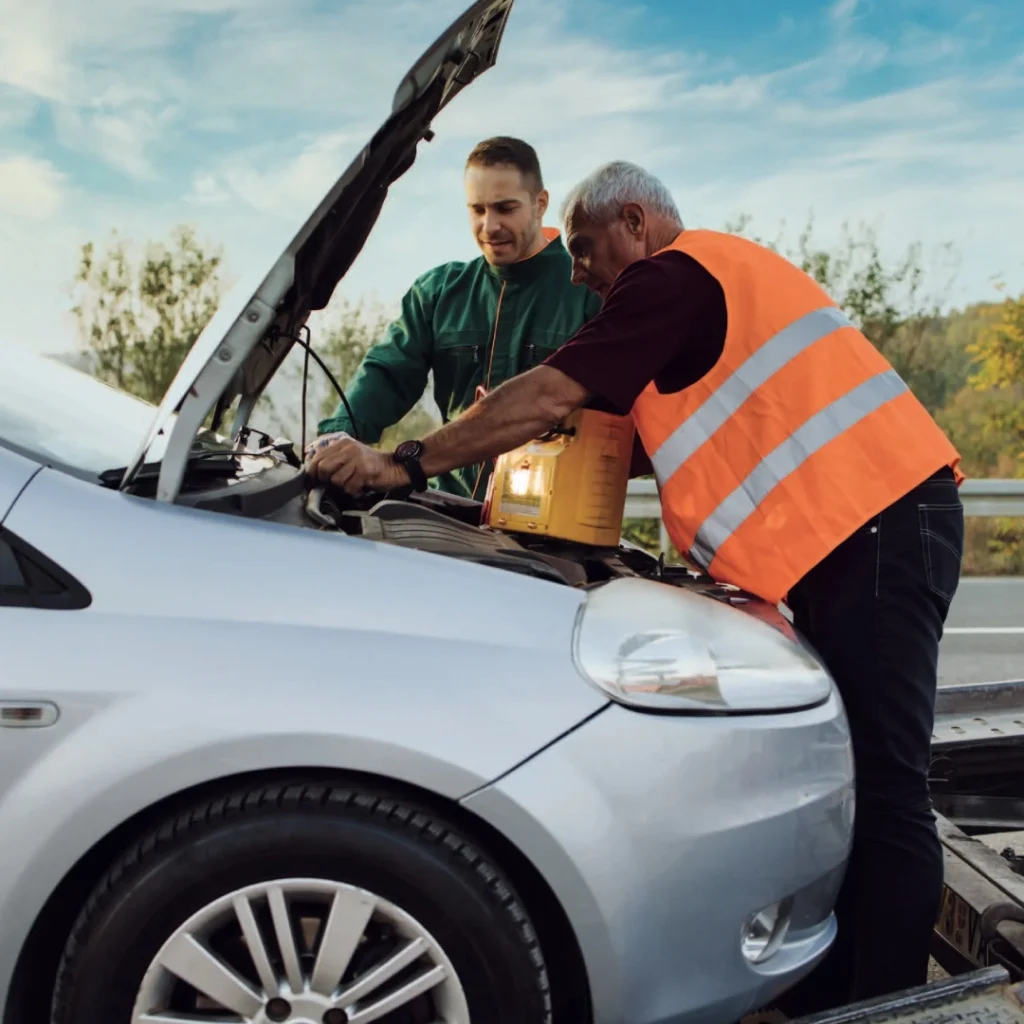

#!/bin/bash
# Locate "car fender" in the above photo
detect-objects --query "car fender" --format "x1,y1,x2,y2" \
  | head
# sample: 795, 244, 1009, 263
0, 673, 603, 1007
0, 468, 607, 1005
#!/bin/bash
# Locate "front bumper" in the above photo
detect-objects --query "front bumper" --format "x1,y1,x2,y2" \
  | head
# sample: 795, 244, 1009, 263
461, 693, 854, 1024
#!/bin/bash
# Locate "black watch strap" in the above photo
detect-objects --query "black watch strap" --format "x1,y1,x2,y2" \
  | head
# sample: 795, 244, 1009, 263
393, 441, 428, 492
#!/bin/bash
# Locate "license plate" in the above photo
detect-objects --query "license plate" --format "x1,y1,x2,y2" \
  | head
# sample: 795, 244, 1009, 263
936, 884, 983, 966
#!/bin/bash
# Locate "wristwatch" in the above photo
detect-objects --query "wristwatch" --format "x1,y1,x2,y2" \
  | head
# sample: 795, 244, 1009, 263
392, 439, 428, 492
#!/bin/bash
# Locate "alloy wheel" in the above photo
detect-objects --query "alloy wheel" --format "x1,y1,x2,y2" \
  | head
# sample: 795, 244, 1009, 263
131, 877, 471, 1024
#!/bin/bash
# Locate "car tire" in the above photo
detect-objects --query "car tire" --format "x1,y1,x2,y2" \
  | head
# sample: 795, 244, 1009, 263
51, 780, 552, 1024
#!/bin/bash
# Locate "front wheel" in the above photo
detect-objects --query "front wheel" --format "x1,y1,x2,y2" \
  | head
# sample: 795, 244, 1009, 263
51, 782, 552, 1024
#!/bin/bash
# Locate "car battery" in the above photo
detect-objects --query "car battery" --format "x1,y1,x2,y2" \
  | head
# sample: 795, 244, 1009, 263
483, 407, 636, 547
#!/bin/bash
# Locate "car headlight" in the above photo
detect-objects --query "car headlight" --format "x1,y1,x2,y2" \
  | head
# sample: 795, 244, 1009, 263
571, 577, 832, 713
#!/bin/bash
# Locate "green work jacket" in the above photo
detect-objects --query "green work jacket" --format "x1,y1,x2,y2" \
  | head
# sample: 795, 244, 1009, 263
317, 231, 601, 497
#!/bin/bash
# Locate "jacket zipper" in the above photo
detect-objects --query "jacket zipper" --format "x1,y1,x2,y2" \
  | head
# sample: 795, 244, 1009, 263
471, 279, 507, 500
484, 280, 507, 392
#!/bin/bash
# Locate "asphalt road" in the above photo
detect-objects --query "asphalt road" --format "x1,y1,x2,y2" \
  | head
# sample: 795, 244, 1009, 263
939, 576, 1024, 686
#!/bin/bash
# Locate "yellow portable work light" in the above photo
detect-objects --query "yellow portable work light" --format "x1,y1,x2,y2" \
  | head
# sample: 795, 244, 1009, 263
483, 407, 636, 547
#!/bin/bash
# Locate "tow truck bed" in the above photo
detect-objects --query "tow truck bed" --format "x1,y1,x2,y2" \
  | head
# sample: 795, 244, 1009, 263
794, 967, 1024, 1024
930, 680, 1024, 979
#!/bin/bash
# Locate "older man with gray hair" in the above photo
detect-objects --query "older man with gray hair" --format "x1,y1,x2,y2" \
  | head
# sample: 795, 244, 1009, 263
307, 160, 964, 1015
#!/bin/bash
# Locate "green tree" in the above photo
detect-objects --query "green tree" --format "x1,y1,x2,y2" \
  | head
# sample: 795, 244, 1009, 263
967, 290, 1024, 470
319, 297, 440, 447
256, 297, 441, 449
725, 214, 964, 413
71, 225, 225, 405
951, 290, 1024, 574
938, 384, 1022, 478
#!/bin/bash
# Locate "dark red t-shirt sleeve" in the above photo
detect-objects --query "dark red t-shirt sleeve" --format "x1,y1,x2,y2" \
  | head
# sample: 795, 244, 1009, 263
629, 434, 653, 478
544, 250, 726, 416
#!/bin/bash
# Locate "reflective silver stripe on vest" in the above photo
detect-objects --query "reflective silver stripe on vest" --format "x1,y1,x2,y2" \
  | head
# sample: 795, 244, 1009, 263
688, 369, 908, 570
650, 306, 854, 485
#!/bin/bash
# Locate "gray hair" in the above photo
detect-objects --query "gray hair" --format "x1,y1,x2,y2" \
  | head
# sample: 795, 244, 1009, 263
560, 160, 683, 229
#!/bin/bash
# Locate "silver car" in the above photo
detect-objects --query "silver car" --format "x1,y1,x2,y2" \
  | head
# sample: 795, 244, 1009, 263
0, 3, 854, 1023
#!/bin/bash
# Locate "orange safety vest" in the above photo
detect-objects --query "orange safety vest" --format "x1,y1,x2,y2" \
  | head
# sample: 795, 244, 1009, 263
630, 229, 963, 605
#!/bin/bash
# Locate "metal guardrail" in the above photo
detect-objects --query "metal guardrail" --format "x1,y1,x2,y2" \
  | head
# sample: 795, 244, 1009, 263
624, 478, 1024, 554
958, 480, 1024, 518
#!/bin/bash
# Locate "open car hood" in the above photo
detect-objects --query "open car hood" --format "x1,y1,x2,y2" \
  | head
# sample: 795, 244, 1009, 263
121, 0, 514, 501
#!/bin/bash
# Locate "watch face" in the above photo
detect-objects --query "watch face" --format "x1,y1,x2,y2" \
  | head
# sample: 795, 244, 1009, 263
394, 440, 423, 460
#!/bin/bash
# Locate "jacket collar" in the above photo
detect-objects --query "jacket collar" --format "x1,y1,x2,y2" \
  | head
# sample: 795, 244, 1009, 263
484, 226, 567, 282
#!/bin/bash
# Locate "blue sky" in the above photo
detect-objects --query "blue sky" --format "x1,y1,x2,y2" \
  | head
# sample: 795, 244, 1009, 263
1, 0, 1022, 355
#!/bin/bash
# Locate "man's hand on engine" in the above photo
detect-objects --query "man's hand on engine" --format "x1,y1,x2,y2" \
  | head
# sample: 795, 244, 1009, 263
306, 435, 409, 495
304, 430, 351, 463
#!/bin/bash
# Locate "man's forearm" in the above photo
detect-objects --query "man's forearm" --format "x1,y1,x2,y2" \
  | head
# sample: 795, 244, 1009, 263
305, 366, 591, 495
419, 367, 589, 478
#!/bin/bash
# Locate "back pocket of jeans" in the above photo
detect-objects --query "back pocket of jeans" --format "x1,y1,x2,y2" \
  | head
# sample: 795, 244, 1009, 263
917, 503, 964, 604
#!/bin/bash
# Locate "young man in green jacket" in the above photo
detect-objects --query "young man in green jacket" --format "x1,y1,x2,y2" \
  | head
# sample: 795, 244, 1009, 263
314, 136, 602, 499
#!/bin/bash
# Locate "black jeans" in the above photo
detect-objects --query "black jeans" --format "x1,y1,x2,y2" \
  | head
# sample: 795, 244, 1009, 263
778, 466, 965, 1015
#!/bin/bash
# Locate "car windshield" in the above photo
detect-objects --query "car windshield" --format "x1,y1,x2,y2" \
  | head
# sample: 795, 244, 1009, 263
0, 344, 171, 477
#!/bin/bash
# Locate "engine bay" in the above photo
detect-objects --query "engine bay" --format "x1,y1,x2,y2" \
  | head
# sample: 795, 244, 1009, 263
119, 437, 795, 637
147, 441, 783, 614
296, 482, 805, 641
302, 484, 663, 589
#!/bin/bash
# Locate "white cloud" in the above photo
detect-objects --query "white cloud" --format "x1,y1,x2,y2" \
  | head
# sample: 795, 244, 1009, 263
1, 0, 1022, 365
0, 1, 70, 100
0, 155, 66, 219
0, 87, 37, 132
199, 132, 355, 220
0, 0, 260, 178
55, 106, 171, 180
895, 25, 961, 66
92, 114, 158, 179
186, 173, 232, 206
830, 0, 859, 28
0, 208, 83, 357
